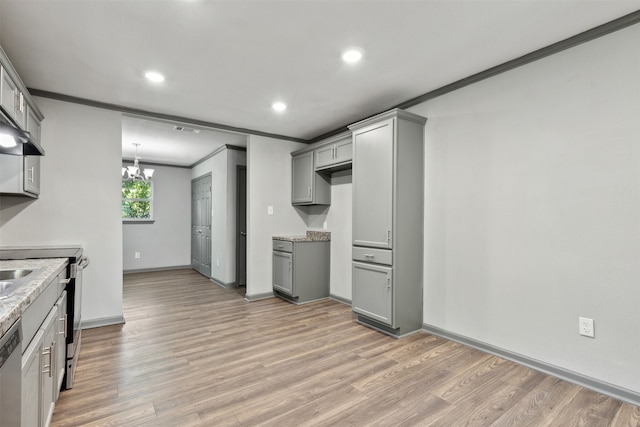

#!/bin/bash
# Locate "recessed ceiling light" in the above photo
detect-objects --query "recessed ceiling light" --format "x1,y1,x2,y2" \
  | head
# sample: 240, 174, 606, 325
144, 71, 165, 83
272, 102, 287, 112
342, 49, 362, 63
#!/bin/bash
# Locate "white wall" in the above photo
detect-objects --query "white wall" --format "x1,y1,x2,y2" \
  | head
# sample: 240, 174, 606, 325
191, 146, 247, 285
409, 24, 640, 393
0, 97, 124, 325
246, 135, 307, 298
325, 171, 352, 302
123, 164, 191, 271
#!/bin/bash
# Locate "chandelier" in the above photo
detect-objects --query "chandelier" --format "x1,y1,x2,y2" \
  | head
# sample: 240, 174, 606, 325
122, 143, 154, 181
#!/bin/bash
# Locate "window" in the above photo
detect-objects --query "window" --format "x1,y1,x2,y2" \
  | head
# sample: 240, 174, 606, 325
122, 180, 153, 221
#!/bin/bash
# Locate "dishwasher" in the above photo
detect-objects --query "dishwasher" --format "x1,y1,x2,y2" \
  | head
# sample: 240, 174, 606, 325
0, 319, 22, 426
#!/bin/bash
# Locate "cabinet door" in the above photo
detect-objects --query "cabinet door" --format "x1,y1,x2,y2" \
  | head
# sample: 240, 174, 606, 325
353, 119, 394, 248
54, 291, 68, 401
314, 145, 335, 170
24, 156, 40, 195
27, 104, 42, 144
273, 251, 294, 296
40, 308, 57, 427
291, 152, 313, 204
22, 330, 44, 427
334, 138, 352, 164
1, 66, 18, 121
352, 262, 393, 326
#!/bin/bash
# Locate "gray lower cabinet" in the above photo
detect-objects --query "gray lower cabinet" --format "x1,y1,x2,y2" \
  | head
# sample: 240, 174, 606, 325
54, 292, 67, 402
21, 268, 68, 427
349, 109, 427, 337
40, 307, 57, 427
352, 262, 393, 325
273, 250, 293, 295
22, 330, 44, 427
291, 151, 330, 205
272, 239, 330, 303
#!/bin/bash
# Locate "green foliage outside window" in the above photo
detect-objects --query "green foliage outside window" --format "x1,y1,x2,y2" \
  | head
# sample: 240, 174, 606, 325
122, 180, 153, 219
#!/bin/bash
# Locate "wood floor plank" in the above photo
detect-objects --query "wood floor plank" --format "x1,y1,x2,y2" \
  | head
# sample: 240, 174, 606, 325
610, 403, 640, 427
490, 376, 583, 426
49, 269, 639, 426
551, 388, 623, 427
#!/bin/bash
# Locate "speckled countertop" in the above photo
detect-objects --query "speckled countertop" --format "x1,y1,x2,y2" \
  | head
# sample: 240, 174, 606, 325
0, 258, 68, 336
273, 230, 331, 242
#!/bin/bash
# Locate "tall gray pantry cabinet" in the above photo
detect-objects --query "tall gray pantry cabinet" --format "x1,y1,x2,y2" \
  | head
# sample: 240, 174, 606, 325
349, 109, 427, 337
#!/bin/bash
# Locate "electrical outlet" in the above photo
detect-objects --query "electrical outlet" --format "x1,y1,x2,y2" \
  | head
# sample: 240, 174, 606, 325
216, 259, 220, 267
267, 206, 274, 215
134, 252, 140, 259
579, 317, 595, 338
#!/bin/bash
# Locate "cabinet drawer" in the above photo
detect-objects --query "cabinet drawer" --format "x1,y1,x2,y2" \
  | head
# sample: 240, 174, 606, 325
353, 247, 392, 266
272, 240, 293, 253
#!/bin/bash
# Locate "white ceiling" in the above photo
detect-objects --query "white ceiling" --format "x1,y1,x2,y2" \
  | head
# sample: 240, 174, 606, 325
1, 1, 639, 166
121, 115, 247, 166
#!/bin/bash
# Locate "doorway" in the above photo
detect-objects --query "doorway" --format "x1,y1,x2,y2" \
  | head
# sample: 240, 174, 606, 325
191, 173, 212, 277
236, 165, 247, 286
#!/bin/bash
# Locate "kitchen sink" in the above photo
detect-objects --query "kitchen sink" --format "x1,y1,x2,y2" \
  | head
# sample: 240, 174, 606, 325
0, 269, 35, 299
0, 281, 13, 292
0, 269, 33, 280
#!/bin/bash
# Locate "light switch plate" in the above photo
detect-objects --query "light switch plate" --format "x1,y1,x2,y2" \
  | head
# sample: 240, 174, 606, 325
267, 206, 274, 215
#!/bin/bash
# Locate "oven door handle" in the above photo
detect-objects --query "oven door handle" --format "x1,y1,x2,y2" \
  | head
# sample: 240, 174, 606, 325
78, 256, 90, 269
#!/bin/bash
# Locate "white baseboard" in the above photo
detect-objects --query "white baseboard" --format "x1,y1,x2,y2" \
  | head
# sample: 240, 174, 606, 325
82, 315, 126, 329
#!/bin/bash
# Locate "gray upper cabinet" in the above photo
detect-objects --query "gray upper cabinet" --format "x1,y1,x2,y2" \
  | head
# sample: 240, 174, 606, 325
0, 64, 26, 128
24, 156, 40, 196
0, 154, 40, 197
349, 109, 427, 337
315, 132, 352, 172
352, 120, 394, 249
0, 45, 45, 198
291, 151, 330, 205
26, 104, 42, 144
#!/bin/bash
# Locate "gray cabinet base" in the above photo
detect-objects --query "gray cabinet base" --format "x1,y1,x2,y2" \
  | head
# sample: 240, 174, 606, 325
356, 315, 421, 339
274, 290, 329, 305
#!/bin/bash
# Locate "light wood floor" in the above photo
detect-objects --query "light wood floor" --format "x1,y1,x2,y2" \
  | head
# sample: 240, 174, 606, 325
51, 269, 639, 426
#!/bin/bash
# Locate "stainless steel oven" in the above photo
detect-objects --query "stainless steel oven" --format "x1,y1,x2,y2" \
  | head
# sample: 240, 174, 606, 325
65, 254, 89, 389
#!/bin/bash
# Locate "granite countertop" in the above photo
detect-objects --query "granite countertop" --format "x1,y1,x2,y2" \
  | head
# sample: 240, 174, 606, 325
273, 230, 331, 242
0, 258, 68, 336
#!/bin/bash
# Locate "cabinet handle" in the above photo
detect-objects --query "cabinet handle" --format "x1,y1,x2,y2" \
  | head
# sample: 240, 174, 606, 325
387, 229, 391, 244
42, 342, 55, 377
363, 254, 375, 258
289, 261, 292, 270
19, 92, 25, 113
333, 146, 336, 159
308, 187, 311, 197
387, 278, 391, 290
277, 245, 284, 248
59, 313, 68, 338
59, 278, 71, 285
